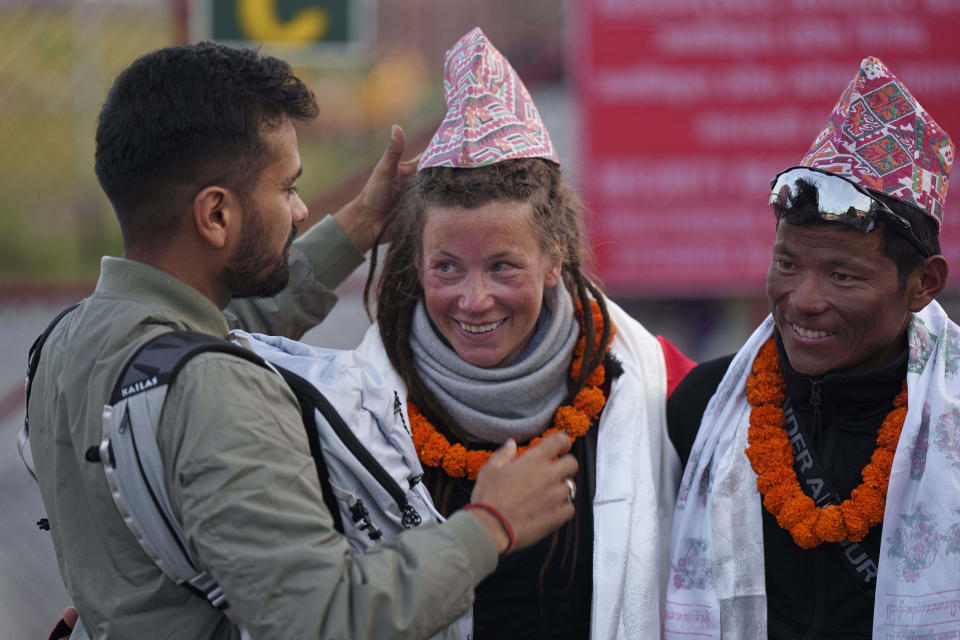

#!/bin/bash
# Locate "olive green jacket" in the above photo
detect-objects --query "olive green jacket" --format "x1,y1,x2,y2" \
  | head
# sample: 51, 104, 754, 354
29, 216, 496, 639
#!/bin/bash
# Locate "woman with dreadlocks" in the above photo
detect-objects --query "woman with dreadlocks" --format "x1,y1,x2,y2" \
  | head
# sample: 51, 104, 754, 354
354, 28, 693, 638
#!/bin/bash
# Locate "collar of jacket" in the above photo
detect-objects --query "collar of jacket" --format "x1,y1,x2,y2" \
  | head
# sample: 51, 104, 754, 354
773, 329, 907, 423
96, 256, 230, 338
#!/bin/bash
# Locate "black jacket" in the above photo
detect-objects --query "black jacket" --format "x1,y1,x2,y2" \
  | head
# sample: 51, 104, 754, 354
668, 332, 907, 639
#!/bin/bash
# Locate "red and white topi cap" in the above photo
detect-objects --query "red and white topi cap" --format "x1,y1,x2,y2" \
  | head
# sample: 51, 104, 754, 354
800, 56, 954, 227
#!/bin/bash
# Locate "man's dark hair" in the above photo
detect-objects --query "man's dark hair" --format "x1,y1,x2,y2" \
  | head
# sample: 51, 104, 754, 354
772, 179, 940, 287
94, 42, 318, 248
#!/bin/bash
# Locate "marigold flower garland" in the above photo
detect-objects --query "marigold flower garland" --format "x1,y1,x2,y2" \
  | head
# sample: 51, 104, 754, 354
409, 301, 615, 481
744, 338, 907, 549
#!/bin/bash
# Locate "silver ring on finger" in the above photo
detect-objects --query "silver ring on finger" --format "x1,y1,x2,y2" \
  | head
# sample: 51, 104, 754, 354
565, 477, 576, 504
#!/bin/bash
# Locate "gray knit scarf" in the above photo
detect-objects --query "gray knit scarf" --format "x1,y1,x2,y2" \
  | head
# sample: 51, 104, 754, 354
409, 283, 580, 443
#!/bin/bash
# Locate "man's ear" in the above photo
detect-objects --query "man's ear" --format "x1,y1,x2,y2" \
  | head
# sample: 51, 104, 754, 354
908, 255, 949, 312
193, 186, 240, 249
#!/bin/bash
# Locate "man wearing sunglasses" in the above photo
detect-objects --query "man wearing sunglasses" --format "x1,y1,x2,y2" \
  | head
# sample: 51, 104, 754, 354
664, 57, 957, 639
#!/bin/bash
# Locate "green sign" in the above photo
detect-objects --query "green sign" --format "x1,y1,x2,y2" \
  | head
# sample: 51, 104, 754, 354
210, 0, 353, 46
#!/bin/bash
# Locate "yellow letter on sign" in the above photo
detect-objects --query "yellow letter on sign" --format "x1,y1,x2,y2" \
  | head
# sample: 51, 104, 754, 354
238, 0, 328, 43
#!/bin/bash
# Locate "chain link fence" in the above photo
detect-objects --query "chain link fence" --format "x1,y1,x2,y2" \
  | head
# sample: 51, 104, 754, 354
0, 0, 175, 282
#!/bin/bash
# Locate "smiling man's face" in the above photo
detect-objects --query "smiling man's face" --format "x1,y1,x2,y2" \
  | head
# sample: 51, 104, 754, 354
766, 221, 914, 376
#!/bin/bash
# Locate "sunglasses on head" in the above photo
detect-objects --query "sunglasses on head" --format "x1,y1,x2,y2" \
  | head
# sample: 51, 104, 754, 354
769, 166, 931, 258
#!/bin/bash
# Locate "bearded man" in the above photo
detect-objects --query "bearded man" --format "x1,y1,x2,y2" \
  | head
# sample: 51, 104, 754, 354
665, 57, 958, 639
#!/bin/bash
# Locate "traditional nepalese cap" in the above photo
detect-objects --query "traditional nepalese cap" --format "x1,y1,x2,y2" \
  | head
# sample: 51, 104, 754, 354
800, 56, 954, 227
418, 27, 559, 170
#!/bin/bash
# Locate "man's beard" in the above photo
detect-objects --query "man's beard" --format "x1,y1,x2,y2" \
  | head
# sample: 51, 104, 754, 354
219, 206, 297, 299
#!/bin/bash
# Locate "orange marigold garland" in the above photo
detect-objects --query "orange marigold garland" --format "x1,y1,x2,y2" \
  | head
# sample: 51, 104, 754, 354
744, 338, 907, 549
409, 300, 616, 481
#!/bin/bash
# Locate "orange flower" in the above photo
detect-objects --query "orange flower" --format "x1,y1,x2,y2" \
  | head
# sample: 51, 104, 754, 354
555, 405, 591, 438
410, 300, 614, 480
870, 448, 895, 475
756, 467, 794, 493
876, 425, 902, 451
410, 419, 432, 445
881, 407, 908, 430
747, 423, 784, 444
777, 494, 815, 529
755, 472, 777, 493
748, 405, 785, 430
573, 387, 606, 418
850, 486, 886, 525
442, 443, 468, 478
762, 482, 796, 513
792, 522, 820, 549
792, 511, 821, 549
421, 432, 448, 466
840, 502, 870, 541
745, 337, 905, 549
746, 383, 785, 407
861, 462, 890, 493
752, 341, 778, 371
745, 439, 793, 474
813, 505, 846, 543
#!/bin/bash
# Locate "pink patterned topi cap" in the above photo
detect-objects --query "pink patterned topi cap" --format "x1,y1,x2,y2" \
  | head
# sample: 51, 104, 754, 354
418, 27, 559, 170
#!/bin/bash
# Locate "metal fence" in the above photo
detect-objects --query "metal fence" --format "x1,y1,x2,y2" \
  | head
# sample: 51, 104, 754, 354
0, 1, 175, 282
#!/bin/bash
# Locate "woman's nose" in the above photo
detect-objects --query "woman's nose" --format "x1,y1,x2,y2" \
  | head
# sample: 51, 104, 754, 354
459, 276, 493, 313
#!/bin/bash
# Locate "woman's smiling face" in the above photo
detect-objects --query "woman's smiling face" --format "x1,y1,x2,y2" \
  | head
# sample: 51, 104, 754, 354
418, 200, 562, 368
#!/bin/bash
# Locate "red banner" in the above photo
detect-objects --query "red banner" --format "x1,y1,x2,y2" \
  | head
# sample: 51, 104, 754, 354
575, 0, 960, 295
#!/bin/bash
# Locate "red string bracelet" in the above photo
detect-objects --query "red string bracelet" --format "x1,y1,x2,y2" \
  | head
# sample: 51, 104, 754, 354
463, 502, 515, 559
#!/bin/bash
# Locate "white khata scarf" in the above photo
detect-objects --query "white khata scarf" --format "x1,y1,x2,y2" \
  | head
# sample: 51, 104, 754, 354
665, 302, 960, 639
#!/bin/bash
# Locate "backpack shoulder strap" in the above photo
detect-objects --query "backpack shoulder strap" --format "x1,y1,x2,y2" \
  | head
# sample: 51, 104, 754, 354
20, 303, 80, 482
109, 330, 266, 403
274, 366, 347, 534
99, 330, 269, 616
26, 303, 80, 408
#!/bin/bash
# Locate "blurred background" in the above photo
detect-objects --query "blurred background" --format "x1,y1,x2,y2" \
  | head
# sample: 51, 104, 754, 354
1, 0, 959, 636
